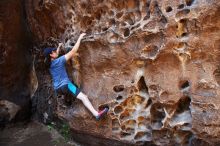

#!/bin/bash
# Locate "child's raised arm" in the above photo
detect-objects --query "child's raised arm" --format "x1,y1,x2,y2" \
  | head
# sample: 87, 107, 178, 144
65, 33, 86, 61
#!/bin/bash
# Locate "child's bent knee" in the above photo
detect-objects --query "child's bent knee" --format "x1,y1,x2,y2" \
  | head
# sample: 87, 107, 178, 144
76, 92, 86, 100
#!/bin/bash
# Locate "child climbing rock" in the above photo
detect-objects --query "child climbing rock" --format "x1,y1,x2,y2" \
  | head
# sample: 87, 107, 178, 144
43, 33, 108, 120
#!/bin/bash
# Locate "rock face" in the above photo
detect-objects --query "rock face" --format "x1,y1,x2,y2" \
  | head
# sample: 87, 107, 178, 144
0, 0, 35, 126
1, 0, 220, 145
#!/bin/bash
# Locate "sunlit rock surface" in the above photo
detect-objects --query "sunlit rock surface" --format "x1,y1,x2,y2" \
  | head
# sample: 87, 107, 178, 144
1, 0, 220, 145
28, 0, 220, 145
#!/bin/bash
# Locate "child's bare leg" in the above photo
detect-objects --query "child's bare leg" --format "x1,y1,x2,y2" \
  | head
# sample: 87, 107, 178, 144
76, 92, 99, 117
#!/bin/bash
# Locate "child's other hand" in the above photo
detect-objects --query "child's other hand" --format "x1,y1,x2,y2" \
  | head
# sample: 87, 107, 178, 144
58, 43, 63, 48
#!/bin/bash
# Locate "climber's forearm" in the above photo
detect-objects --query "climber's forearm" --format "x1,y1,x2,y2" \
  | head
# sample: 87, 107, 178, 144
65, 33, 86, 61
71, 36, 83, 53
56, 43, 62, 56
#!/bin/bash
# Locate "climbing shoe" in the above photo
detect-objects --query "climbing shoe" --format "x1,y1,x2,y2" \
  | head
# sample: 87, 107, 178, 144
96, 107, 109, 120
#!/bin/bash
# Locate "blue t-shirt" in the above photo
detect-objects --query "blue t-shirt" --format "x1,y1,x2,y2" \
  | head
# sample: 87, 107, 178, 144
49, 56, 70, 89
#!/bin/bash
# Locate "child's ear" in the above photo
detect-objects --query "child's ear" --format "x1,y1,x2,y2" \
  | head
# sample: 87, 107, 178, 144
49, 54, 53, 57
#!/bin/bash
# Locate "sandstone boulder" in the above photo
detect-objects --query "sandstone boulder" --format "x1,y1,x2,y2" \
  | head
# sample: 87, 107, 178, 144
28, 0, 220, 145
0, 0, 220, 145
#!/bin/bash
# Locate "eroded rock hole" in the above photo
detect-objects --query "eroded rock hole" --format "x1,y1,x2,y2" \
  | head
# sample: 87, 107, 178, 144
179, 80, 190, 90
150, 103, 165, 129
134, 95, 145, 105
144, 13, 150, 21
185, 0, 195, 6
177, 42, 186, 48
121, 120, 136, 133
178, 4, 185, 9
123, 127, 135, 134
116, 95, 123, 101
160, 15, 167, 24
112, 122, 120, 130
149, 85, 157, 91
102, 27, 108, 31
165, 6, 173, 13
124, 28, 130, 37
120, 131, 132, 138
112, 118, 120, 131
123, 119, 136, 128
137, 76, 149, 94
142, 45, 159, 58
213, 68, 220, 85
123, 15, 134, 25
138, 122, 149, 130
176, 19, 188, 38
113, 85, 124, 92
176, 96, 191, 113
145, 98, 152, 109
181, 32, 189, 37
137, 116, 145, 122
123, 95, 139, 110
176, 9, 190, 18
70, 42, 75, 46
144, 1, 150, 20
151, 103, 165, 120
134, 11, 142, 22
181, 9, 190, 14
119, 110, 131, 121
134, 132, 150, 140
179, 19, 187, 24
160, 91, 168, 100
114, 105, 123, 114
109, 19, 116, 25
116, 12, 123, 19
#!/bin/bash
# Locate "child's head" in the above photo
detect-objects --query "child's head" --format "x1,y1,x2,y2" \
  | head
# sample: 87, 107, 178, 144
43, 47, 58, 59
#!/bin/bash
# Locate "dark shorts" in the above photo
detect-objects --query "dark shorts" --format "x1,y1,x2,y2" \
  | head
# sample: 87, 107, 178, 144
56, 82, 81, 99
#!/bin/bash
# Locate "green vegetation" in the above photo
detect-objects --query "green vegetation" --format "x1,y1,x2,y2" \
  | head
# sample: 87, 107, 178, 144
60, 123, 71, 141
47, 122, 71, 142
